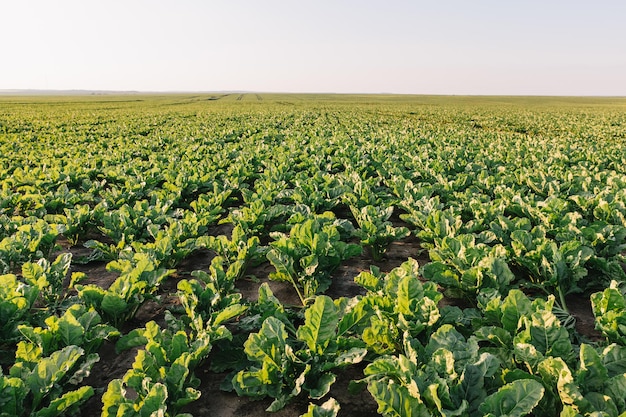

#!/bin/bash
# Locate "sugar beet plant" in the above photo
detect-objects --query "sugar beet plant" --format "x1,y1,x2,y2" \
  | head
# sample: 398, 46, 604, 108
1, 94, 626, 416
267, 213, 362, 305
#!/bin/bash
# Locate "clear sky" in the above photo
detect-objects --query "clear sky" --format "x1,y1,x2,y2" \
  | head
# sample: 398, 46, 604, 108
2, 0, 625, 95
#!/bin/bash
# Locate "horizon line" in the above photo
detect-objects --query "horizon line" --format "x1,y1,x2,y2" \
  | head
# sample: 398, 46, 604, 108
1, 88, 626, 98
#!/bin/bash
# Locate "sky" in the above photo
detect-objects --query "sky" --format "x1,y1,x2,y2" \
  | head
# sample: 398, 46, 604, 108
1, 0, 625, 95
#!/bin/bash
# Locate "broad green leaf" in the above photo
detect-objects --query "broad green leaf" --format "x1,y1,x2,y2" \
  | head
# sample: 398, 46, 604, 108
0, 377, 27, 416
165, 361, 190, 395
368, 379, 430, 417
363, 314, 398, 354
430, 348, 457, 380
397, 275, 421, 316
308, 372, 336, 399
15, 340, 42, 364
68, 353, 100, 384
34, 385, 94, 417
478, 379, 544, 417
577, 344, 607, 393
137, 382, 168, 417
172, 387, 201, 409
537, 357, 584, 407
520, 309, 573, 360
584, 392, 619, 417
605, 374, 626, 412
297, 295, 338, 353
101, 379, 128, 417
354, 270, 382, 292
101, 293, 129, 322
426, 325, 478, 373
28, 345, 85, 410
332, 347, 368, 367
76, 285, 105, 309
602, 344, 626, 377
421, 262, 460, 288
57, 313, 85, 346
116, 327, 148, 353
300, 397, 341, 417
450, 364, 486, 414
244, 317, 287, 367
337, 299, 371, 337
501, 290, 531, 333
212, 303, 248, 327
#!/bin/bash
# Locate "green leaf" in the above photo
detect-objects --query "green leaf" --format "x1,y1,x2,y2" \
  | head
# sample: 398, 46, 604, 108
421, 261, 460, 288
478, 379, 544, 417
537, 357, 584, 407
57, 313, 85, 347
501, 290, 531, 334
451, 364, 487, 413
354, 270, 382, 292
116, 327, 148, 353
297, 295, 338, 353
577, 344, 607, 393
363, 314, 398, 354
605, 374, 626, 412
333, 347, 368, 367
68, 353, 100, 384
138, 382, 168, 417
337, 299, 371, 337
15, 340, 42, 364
100, 379, 125, 414
308, 372, 336, 399
602, 344, 626, 377
516, 308, 573, 361
397, 275, 421, 316
342, 243, 364, 259
101, 293, 128, 320
426, 325, 478, 372
173, 387, 201, 410
0, 376, 27, 416
28, 345, 85, 410
244, 317, 287, 367
212, 303, 248, 327
584, 392, 619, 416
34, 385, 94, 417
368, 378, 430, 417
300, 397, 341, 417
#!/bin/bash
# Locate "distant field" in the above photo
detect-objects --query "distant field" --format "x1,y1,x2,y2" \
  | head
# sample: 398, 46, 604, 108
1, 94, 626, 417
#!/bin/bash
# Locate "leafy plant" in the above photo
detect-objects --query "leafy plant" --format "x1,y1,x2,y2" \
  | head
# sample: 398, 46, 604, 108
350, 205, 410, 261
354, 258, 443, 353
21, 253, 86, 313
510, 229, 594, 311
103, 321, 217, 417
196, 224, 265, 281
176, 257, 248, 335
267, 214, 362, 305
231, 295, 367, 411
422, 234, 514, 299
0, 273, 39, 351
0, 219, 61, 274
591, 280, 626, 345
353, 329, 511, 417
18, 304, 119, 356
76, 253, 173, 327
1, 344, 95, 417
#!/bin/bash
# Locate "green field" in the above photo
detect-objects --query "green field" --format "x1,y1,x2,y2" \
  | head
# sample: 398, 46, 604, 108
2, 94, 626, 417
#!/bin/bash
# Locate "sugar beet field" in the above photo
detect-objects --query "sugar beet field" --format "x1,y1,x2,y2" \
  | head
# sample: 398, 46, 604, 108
2, 94, 626, 417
